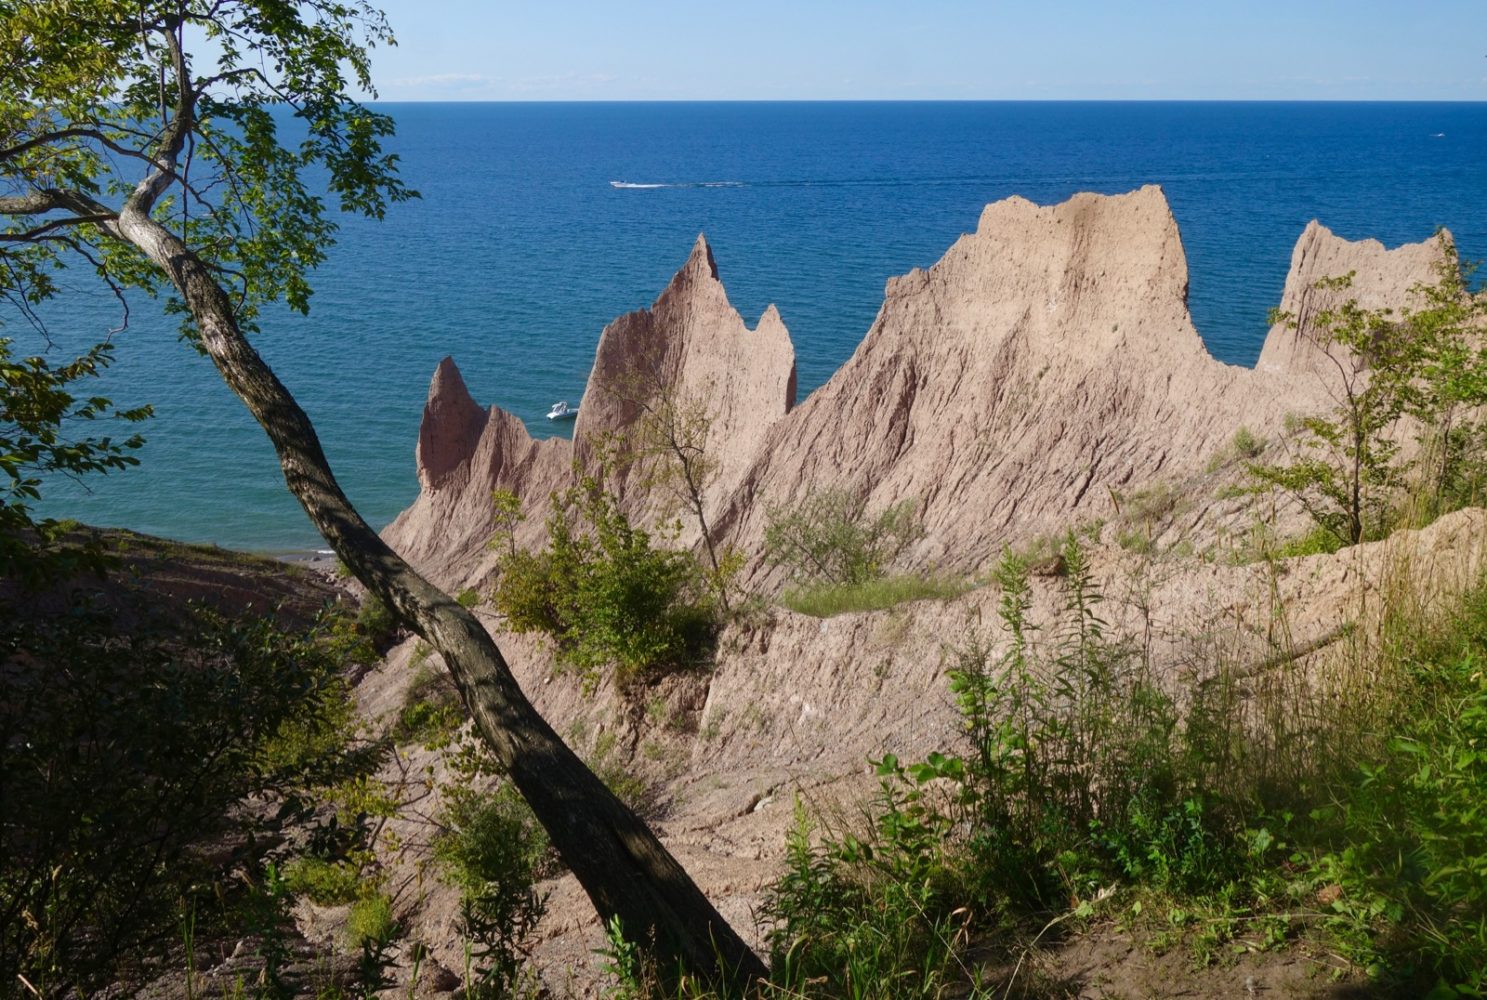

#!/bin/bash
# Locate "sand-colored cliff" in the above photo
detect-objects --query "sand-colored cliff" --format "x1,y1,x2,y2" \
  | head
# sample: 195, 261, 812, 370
363, 186, 1479, 993
384, 186, 1448, 591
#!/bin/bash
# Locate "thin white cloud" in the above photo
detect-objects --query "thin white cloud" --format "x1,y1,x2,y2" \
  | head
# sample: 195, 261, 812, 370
510, 72, 618, 94
390, 72, 497, 89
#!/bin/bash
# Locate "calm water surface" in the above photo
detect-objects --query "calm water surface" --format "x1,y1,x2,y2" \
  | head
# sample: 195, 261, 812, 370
25, 102, 1487, 550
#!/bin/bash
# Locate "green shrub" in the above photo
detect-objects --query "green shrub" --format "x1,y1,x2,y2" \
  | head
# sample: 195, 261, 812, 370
1306, 594, 1487, 995
1116, 527, 1154, 554
356, 592, 401, 649
434, 784, 548, 997
1228, 523, 1348, 565
456, 587, 481, 608
830, 541, 1267, 925
492, 476, 718, 687
781, 574, 971, 618
1248, 254, 1487, 546
1112, 481, 1183, 555
972, 545, 1273, 908
761, 800, 965, 1000
1231, 426, 1265, 460
1273, 524, 1346, 559
345, 892, 399, 995
396, 698, 463, 748
764, 488, 923, 586
255, 670, 361, 783
1209, 427, 1268, 472
238, 862, 295, 995
283, 857, 362, 906
395, 665, 464, 748
1122, 480, 1181, 524
0, 607, 377, 995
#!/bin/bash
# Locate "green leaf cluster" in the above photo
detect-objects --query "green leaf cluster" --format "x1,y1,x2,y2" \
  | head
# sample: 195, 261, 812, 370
1249, 250, 1487, 546
763, 487, 923, 586
0, 338, 150, 584
1, 0, 416, 340
492, 476, 718, 687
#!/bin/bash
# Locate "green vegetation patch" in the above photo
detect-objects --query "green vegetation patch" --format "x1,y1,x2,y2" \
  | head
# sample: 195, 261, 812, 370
434, 784, 549, 998
0, 603, 384, 995
282, 856, 363, 906
764, 487, 923, 587
728, 538, 1487, 999
346, 893, 398, 950
1305, 588, 1487, 991
782, 573, 971, 618
492, 475, 719, 688
395, 664, 465, 748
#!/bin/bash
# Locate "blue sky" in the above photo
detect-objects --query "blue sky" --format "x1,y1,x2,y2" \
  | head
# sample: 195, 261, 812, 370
367, 1, 1486, 101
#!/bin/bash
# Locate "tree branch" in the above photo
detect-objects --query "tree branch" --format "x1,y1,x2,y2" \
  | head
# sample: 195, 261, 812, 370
0, 189, 71, 215
0, 214, 116, 242
0, 127, 160, 167
64, 236, 132, 337
123, 25, 195, 217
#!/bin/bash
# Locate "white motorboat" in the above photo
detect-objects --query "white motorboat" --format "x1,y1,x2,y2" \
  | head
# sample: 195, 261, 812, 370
547, 400, 578, 421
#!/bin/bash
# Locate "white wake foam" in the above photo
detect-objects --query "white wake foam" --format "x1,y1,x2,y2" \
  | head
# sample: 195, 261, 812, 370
610, 180, 746, 189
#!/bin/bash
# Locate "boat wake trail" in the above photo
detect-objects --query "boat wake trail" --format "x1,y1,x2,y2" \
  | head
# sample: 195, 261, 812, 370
610, 180, 746, 189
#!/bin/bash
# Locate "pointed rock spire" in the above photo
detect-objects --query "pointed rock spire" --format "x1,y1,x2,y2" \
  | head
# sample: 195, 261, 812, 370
687, 233, 719, 280
416, 356, 489, 489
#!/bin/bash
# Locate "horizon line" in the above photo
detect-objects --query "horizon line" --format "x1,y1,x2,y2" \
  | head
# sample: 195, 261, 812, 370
365, 96, 1487, 104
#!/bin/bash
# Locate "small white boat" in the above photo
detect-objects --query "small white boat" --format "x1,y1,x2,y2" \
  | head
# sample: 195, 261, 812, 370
547, 400, 578, 421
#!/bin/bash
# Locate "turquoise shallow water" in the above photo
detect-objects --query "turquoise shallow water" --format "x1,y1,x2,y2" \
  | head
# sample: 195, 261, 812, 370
23, 101, 1487, 551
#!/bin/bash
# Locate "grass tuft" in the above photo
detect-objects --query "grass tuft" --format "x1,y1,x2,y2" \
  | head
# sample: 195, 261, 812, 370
782, 574, 972, 618
283, 857, 362, 906
347, 893, 397, 949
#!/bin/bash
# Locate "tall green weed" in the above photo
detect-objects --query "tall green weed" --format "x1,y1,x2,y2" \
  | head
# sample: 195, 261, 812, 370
433, 783, 549, 998
1308, 591, 1487, 995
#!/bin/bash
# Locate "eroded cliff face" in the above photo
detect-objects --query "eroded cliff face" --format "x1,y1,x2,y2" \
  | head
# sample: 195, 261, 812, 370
382, 186, 1450, 592
367, 188, 1469, 992
389, 360, 570, 584
574, 234, 797, 501
1255, 221, 1446, 374
382, 235, 796, 590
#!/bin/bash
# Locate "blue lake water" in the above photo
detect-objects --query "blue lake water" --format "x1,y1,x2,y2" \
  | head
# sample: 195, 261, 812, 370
23, 101, 1487, 552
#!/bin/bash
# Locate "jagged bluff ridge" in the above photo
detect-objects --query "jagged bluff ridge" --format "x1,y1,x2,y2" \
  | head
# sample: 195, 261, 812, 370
383, 185, 1449, 592
373, 186, 1468, 988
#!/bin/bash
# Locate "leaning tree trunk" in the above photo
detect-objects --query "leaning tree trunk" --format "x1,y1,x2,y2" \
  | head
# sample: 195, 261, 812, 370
113, 207, 766, 989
